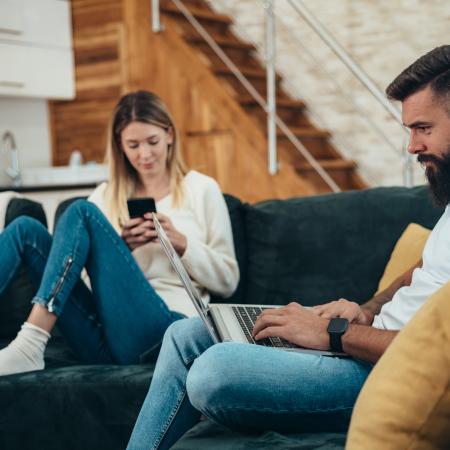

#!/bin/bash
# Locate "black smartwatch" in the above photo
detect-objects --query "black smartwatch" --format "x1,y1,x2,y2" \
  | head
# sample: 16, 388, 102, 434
327, 318, 349, 353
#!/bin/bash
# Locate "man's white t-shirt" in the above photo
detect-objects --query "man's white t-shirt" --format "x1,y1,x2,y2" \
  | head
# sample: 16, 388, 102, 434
372, 206, 450, 330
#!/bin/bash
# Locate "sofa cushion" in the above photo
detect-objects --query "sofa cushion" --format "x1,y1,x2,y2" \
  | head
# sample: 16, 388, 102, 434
210, 194, 247, 304
172, 420, 346, 449
244, 186, 441, 306
0, 198, 47, 339
346, 281, 450, 450
376, 223, 430, 293
0, 335, 152, 450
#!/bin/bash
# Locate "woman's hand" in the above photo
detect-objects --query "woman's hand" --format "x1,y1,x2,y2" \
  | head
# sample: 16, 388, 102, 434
310, 298, 373, 325
121, 217, 158, 251
144, 212, 187, 257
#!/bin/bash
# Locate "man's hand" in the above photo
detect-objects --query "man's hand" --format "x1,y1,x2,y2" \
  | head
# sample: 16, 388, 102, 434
252, 302, 330, 350
310, 299, 373, 325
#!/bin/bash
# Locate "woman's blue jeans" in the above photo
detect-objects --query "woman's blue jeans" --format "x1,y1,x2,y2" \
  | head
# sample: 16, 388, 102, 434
0, 200, 183, 364
127, 317, 373, 450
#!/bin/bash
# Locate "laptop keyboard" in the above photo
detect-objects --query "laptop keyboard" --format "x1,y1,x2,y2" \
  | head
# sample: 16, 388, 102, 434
232, 306, 296, 349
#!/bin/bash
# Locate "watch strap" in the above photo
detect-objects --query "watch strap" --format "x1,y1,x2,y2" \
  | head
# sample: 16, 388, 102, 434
327, 318, 349, 353
330, 331, 344, 353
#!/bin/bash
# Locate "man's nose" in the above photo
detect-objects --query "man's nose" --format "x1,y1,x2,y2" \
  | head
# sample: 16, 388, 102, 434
407, 131, 426, 155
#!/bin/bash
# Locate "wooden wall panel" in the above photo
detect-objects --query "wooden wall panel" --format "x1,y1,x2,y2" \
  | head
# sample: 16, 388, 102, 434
71, 0, 123, 30
50, 17, 127, 165
184, 131, 236, 194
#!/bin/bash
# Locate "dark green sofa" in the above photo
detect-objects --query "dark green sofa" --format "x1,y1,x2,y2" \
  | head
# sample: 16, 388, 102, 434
0, 186, 442, 450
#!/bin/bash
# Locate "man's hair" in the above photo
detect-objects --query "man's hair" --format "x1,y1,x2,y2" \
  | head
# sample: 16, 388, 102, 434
386, 45, 450, 114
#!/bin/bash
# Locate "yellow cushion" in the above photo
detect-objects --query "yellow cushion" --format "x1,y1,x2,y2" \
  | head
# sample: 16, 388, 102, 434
377, 223, 431, 293
346, 281, 450, 450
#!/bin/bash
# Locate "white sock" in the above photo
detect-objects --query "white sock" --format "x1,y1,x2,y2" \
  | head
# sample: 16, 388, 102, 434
0, 322, 50, 376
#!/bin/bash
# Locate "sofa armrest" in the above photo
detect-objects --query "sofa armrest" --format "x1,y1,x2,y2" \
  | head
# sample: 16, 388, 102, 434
5, 198, 47, 228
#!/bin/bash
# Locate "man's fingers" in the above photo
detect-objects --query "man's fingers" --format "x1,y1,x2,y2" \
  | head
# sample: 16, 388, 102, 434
252, 314, 285, 337
254, 326, 286, 341
258, 307, 285, 318
310, 304, 327, 315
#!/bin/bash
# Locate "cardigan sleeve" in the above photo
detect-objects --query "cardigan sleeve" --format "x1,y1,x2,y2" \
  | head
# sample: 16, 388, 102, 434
180, 176, 239, 298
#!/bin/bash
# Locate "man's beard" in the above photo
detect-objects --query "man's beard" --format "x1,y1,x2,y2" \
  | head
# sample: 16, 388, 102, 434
418, 148, 450, 207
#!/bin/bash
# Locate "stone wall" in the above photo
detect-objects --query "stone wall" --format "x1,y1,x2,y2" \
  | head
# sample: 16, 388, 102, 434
207, 0, 449, 186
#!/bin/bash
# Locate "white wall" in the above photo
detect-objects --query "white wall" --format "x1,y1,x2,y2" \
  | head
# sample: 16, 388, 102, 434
208, 0, 449, 186
0, 97, 50, 184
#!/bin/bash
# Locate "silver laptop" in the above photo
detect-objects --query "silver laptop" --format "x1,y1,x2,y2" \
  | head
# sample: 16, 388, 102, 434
153, 214, 346, 357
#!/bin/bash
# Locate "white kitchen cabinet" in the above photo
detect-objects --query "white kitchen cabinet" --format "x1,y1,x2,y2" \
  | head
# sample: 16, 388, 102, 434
0, 44, 74, 98
0, 0, 75, 99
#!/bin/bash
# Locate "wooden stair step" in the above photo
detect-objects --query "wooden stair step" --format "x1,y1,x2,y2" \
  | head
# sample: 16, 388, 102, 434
161, 3, 232, 25
277, 127, 331, 139
186, 35, 255, 50
294, 159, 357, 172
214, 66, 282, 80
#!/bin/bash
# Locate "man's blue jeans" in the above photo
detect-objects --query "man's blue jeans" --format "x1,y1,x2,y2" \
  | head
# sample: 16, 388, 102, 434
0, 200, 183, 364
127, 317, 373, 450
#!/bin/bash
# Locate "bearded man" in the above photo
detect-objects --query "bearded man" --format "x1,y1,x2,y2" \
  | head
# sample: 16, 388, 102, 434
127, 45, 450, 450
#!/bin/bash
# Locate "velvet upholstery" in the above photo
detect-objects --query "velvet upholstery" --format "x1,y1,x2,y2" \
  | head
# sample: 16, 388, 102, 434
0, 186, 442, 450
243, 186, 440, 306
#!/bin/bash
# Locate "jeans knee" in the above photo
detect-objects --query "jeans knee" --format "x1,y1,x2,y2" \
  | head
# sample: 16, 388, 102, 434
162, 317, 204, 350
64, 199, 97, 218
186, 342, 242, 414
55, 199, 100, 230
7, 215, 46, 236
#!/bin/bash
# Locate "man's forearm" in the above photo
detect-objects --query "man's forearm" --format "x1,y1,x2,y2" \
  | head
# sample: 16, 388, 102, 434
361, 290, 394, 318
361, 259, 421, 320
339, 262, 419, 363
342, 324, 398, 363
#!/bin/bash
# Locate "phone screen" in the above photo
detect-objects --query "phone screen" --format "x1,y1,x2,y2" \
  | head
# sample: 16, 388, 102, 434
127, 198, 157, 218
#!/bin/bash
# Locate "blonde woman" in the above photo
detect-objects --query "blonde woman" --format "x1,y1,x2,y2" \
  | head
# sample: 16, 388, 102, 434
0, 91, 239, 375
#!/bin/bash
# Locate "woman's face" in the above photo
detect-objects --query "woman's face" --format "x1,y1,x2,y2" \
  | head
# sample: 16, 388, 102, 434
120, 121, 173, 179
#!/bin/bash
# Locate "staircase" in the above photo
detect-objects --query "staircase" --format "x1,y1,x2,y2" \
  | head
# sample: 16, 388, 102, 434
160, 0, 366, 192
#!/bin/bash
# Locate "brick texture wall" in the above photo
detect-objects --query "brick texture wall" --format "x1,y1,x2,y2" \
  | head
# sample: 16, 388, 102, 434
208, 0, 449, 186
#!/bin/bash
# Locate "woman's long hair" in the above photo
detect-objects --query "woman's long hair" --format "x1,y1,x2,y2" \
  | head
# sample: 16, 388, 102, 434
104, 91, 187, 229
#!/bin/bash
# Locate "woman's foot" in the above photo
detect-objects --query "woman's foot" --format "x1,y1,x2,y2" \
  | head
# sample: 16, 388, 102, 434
0, 322, 50, 376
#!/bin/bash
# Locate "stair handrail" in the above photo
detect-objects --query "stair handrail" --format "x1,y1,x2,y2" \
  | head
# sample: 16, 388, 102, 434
151, 0, 341, 192
287, 0, 414, 187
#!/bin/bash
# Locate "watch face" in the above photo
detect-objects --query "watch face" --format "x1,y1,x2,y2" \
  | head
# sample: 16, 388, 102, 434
328, 318, 349, 334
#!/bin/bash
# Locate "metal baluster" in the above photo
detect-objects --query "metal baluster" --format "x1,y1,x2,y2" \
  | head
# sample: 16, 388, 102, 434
265, 0, 277, 175
151, 0, 163, 33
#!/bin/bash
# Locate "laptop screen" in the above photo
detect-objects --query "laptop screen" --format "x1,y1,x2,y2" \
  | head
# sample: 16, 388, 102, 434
152, 213, 219, 342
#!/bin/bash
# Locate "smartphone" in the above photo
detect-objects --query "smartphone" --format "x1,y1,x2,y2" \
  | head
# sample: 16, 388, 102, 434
127, 197, 157, 218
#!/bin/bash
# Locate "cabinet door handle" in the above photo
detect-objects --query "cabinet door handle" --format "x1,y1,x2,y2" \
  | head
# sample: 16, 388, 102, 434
0, 81, 25, 88
0, 27, 22, 35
